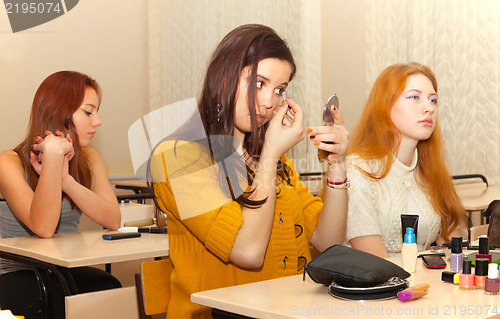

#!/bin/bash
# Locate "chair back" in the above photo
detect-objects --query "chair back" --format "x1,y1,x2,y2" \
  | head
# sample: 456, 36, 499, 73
135, 258, 173, 318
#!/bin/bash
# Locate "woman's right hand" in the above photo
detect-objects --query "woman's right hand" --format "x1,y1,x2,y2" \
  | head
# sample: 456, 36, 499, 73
30, 130, 74, 175
263, 97, 305, 159
33, 130, 74, 156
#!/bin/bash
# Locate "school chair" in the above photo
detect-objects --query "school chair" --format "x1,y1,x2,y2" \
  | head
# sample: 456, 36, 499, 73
135, 258, 173, 319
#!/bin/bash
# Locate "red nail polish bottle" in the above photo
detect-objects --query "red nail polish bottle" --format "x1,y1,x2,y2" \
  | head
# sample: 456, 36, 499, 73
476, 236, 492, 263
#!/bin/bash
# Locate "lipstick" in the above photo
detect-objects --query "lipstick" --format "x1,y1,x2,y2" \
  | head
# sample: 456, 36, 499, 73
408, 283, 430, 291
397, 290, 428, 302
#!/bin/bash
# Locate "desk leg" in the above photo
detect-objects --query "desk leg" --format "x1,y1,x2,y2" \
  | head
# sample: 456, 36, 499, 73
469, 210, 484, 227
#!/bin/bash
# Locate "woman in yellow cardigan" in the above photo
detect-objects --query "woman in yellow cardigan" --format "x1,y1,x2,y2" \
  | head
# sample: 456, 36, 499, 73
148, 24, 349, 318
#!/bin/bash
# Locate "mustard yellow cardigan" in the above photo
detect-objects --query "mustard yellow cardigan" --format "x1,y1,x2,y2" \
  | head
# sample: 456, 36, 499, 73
151, 140, 322, 318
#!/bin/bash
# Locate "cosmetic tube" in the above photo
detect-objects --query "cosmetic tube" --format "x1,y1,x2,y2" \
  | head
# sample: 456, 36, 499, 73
397, 290, 427, 302
485, 263, 499, 295
459, 259, 474, 290
401, 227, 418, 273
476, 236, 492, 263
442, 271, 460, 285
450, 236, 463, 272
401, 214, 419, 242
474, 258, 489, 290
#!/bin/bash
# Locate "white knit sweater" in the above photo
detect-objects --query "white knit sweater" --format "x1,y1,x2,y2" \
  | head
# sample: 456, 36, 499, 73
345, 152, 441, 255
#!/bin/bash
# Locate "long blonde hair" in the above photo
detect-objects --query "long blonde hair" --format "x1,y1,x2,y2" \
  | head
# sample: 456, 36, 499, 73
348, 62, 466, 239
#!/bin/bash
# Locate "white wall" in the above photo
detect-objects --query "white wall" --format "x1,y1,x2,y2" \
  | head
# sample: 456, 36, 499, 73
0, 0, 149, 177
0, 1, 382, 177
321, 0, 366, 133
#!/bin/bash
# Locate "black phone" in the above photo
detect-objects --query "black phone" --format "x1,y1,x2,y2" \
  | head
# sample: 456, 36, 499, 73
422, 255, 447, 269
318, 94, 339, 162
102, 232, 141, 240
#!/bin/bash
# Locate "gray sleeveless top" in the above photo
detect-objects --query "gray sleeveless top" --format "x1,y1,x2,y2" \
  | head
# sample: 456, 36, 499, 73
0, 199, 81, 275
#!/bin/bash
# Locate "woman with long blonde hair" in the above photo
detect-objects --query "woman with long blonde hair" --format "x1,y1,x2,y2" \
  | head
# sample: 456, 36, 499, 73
346, 62, 467, 257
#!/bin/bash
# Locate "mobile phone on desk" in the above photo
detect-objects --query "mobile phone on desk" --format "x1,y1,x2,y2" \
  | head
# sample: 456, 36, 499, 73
318, 94, 339, 162
422, 255, 447, 269
102, 232, 141, 240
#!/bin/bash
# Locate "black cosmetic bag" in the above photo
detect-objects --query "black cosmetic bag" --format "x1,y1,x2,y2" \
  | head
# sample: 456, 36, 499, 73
304, 245, 410, 300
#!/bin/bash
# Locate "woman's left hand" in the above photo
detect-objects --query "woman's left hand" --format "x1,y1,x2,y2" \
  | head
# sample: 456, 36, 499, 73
307, 107, 349, 165
264, 97, 305, 159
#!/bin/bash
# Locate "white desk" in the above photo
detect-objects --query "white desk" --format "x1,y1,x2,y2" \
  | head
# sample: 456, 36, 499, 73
456, 184, 500, 226
0, 230, 169, 319
0, 229, 168, 268
192, 255, 500, 319
456, 184, 500, 211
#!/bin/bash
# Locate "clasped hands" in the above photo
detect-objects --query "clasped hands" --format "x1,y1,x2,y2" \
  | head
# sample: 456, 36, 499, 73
30, 130, 74, 175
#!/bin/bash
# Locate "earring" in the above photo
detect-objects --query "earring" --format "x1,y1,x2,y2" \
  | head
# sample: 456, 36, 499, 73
217, 104, 223, 122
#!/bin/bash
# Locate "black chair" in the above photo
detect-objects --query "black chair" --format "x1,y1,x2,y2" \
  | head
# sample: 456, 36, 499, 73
116, 193, 153, 204
452, 174, 488, 187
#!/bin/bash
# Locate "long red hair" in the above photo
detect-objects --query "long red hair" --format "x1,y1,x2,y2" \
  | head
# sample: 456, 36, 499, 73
348, 62, 466, 240
14, 71, 101, 204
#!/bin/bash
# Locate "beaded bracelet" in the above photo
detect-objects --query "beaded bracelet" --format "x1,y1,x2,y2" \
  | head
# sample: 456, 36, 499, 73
326, 177, 350, 189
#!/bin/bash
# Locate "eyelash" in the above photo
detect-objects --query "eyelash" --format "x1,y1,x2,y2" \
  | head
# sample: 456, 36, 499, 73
408, 95, 438, 104
274, 87, 285, 95
256, 81, 286, 95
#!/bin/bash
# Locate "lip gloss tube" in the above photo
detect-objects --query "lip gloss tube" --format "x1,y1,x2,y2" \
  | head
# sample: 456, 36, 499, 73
474, 258, 489, 290
460, 259, 474, 290
485, 263, 500, 295
450, 236, 463, 272
476, 236, 492, 263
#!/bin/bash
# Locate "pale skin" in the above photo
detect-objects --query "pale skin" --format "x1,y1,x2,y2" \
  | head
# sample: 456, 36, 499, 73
0, 87, 121, 239
228, 58, 349, 268
349, 73, 459, 258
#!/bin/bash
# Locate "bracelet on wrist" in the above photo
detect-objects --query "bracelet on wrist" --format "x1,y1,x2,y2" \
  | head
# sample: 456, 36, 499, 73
326, 177, 350, 189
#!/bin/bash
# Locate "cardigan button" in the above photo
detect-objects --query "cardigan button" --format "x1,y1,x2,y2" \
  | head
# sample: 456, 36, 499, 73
404, 180, 412, 187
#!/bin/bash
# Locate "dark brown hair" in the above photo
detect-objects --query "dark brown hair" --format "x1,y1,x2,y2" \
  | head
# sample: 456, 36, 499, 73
202, 24, 296, 201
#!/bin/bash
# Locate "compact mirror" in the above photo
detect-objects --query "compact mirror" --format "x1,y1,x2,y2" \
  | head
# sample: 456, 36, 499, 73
323, 94, 339, 126
318, 94, 339, 162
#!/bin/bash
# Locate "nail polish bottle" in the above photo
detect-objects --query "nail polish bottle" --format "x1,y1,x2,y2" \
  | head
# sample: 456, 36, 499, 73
476, 236, 492, 263
485, 263, 499, 295
459, 259, 474, 290
450, 236, 463, 272
441, 271, 460, 285
474, 258, 489, 290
